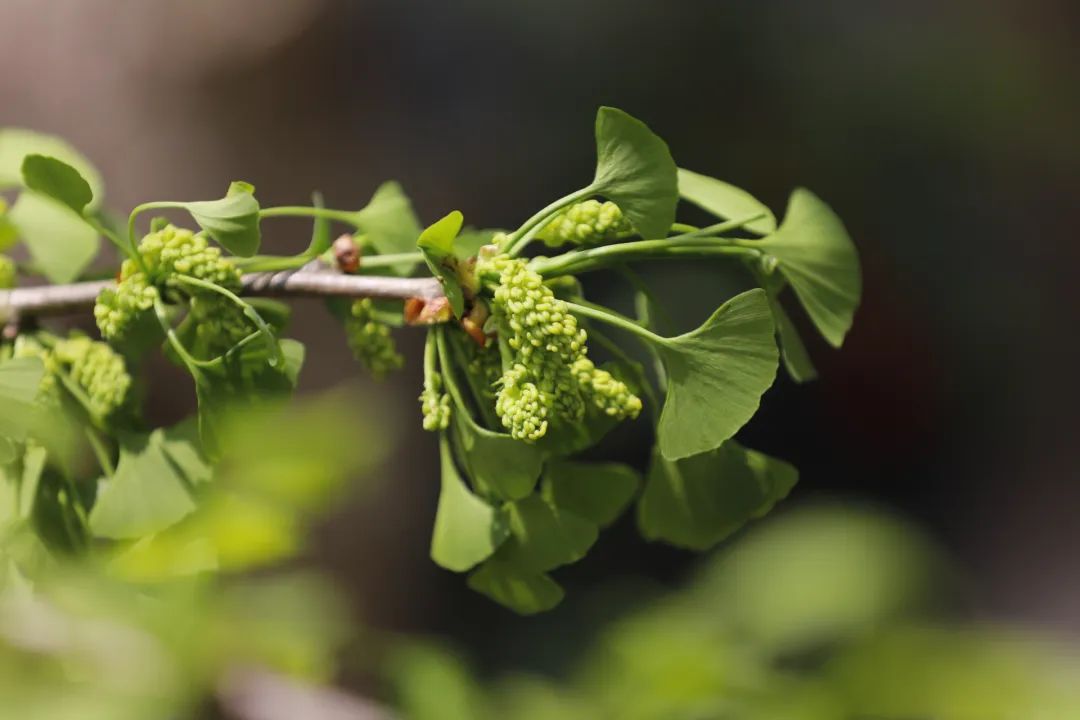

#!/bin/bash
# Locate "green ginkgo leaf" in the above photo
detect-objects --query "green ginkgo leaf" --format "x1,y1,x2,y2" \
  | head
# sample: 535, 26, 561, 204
183, 181, 261, 257
21, 155, 94, 214
591, 107, 678, 239
8, 191, 99, 283
430, 435, 509, 572
353, 181, 423, 275
496, 493, 597, 574
0, 128, 104, 208
654, 289, 778, 460
0, 357, 45, 441
769, 291, 818, 383
89, 426, 209, 539
541, 461, 640, 527
417, 210, 466, 317
637, 440, 797, 550
467, 560, 564, 615
757, 189, 861, 348
453, 411, 543, 501
677, 167, 777, 235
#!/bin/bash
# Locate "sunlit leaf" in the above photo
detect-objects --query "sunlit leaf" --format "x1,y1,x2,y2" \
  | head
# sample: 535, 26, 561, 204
0, 128, 104, 208
353, 181, 423, 275
637, 440, 797, 550
417, 210, 466, 317
430, 435, 508, 572
21, 155, 94, 214
183, 181, 261, 257
496, 493, 597, 573
677, 167, 776, 235
7, 191, 99, 283
541, 461, 640, 527
770, 290, 817, 383
453, 411, 543, 501
467, 560, 564, 615
654, 289, 778, 460
757, 189, 860, 348
591, 107, 678, 239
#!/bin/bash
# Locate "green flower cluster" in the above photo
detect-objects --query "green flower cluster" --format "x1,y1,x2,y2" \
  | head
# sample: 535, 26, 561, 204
537, 200, 629, 248
188, 294, 251, 358
0, 255, 15, 289
13, 334, 131, 420
95, 225, 242, 341
478, 255, 641, 441
465, 340, 502, 401
345, 299, 403, 378
420, 372, 451, 431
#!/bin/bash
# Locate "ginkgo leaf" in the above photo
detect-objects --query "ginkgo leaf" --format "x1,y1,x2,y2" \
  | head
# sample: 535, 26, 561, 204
430, 435, 508, 572
467, 561, 564, 615
89, 427, 206, 539
757, 189, 861, 348
0, 128, 104, 208
677, 167, 776, 235
637, 440, 797, 550
183, 181, 261, 257
353, 181, 423, 275
654, 289, 779, 460
541, 461, 640, 527
21, 154, 94, 214
453, 411, 543, 501
417, 211, 466, 317
0, 357, 45, 441
496, 493, 597, 574
769, 291, 818, 383
591, 107, 678, 239
8, 191, 99, 283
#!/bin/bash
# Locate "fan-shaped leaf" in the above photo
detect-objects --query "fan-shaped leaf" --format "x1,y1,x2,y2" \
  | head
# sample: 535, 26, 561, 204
21, 155, 94, 214
655, 289, 778, 460
430, 435, 508, 572
758, 189, 860, 348
417, 210, 466, 317
0, 128, 104, 208
496, 493, 597, 573
183, 181, 261, 257
353, 181, 423, 275
467, 561, 564, 615
541, 461, 640, 527
591, 107, 678, 239
8, 191, 99, 283
0, 357, 45, 442
637, 441, 797, 550
453, 412, 543, 501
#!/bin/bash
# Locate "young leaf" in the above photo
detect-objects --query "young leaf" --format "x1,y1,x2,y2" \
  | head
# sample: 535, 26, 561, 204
417, 210, 466, 317
7, 191, 99, 283
677, 167, 777, 235
757, 189, 861, 348
353, 181, 423, 275
430, 435, 509, 572
183, 181, 261, 257
654, 289, 779, 460
0, 128, 105, 207
541, 461, 641, 527
590, 107, 678, 239
467, 561, 565, 615
0, 357, 45, 441
20, 154, 94, 214
88, 428, 203, 539
496, 493, 598, 573
637, 440, 797, 550
452, 412, 543, 501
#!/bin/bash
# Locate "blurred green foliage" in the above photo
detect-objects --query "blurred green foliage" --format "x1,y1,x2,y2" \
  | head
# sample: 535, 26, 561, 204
389, 505, 1080, 720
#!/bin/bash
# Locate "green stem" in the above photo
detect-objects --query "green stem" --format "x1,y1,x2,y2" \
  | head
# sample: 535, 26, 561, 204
127, 201, 186, 273
531, 238, 759, 277
86, 216, 128, 257
153, 297, 204, 373
505, 186, 596, 257
171, 275, 283, 368
434, 327, 470, 413
85, 426, 115, 477
423, 328, 438, 388
360, 251, 424, 270
234, 253, 315, 273
259, 206, 358, 225
564, 300, 664, 345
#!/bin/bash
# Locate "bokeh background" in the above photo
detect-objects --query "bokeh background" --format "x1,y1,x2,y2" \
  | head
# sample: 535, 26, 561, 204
3, 0, 1078, 685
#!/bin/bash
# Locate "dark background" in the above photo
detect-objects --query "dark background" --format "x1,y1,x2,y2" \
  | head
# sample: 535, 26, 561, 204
3, 0, 1078, 679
